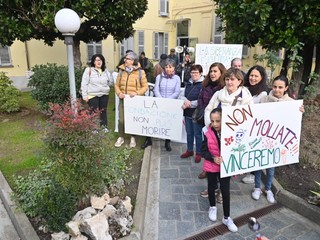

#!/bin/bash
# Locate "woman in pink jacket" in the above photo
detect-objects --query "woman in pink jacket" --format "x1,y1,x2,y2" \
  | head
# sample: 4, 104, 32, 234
201, 108, 238, 233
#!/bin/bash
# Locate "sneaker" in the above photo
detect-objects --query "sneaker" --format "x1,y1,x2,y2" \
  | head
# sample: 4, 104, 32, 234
198, 171, 207, 179
129, 136, 136, 148
194, 153, 201, 163
215, 189, 223, 204
266, 190, 275, 203
208, 206, 217, 221
114, 137, 124, 147
200, 189, 208, 198
222, 217, 238, 232
242, 173, 255, 184
252, 188, 262, 200
180, 150, 194, 158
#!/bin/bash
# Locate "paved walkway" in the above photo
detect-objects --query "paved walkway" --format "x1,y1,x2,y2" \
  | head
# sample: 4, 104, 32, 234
130, 139, 320, 240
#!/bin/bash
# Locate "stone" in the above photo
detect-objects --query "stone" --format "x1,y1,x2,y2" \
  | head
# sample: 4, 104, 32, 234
109, 196, 120, 206
80, 213, 112, 240
122, 196, 132, 213
66, 221, 81, 237
108, 202, 133, 238
102, 204, 117, 218
102, 193, 110, 204
72, 207, 97, 221
51, 231, 70, 240
70, 235, 88, 240
91, 195, 107, 210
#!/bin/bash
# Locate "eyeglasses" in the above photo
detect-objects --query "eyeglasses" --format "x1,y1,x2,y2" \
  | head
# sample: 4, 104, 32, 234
125, 58, 133, 61
191, 71, 200, 74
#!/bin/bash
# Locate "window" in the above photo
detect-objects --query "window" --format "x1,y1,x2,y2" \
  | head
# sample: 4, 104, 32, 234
242, 45, 250, 58
87, 41, 102, 62
213, 15, 223, 44
153, 32, 168, 59
138, 31, 145, 55
0, 46, 12, 66
120, 36, 134, 57
159, 0, 169, 16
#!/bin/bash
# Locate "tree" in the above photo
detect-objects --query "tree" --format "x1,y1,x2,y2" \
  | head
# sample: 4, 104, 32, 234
214, 0, 320, 97
0, 0, 148, 68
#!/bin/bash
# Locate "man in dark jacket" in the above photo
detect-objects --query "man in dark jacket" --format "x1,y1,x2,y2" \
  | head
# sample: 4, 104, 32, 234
139, 51, 151, 82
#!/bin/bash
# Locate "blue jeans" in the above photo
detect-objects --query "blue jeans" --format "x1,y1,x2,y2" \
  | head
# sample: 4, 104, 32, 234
185, 116, 203, 153
254, 168, 275, 191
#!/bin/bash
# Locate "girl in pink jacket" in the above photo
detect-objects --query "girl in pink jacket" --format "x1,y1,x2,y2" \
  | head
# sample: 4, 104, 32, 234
201, 108, 238, 232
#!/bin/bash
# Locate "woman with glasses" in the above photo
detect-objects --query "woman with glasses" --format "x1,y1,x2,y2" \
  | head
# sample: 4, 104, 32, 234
114, 51, 148, 148
180, 64, 205, 162
81, 53, 113, 132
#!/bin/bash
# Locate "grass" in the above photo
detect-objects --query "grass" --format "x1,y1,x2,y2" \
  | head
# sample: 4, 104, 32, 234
0, 87, 144, 188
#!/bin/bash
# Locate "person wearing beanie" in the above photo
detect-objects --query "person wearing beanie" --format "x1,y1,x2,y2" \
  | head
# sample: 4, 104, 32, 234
114, 51, 148, 148
153, 53, 168, 78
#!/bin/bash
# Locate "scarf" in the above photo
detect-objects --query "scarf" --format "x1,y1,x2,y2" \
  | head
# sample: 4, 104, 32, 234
217, 86, 252, 106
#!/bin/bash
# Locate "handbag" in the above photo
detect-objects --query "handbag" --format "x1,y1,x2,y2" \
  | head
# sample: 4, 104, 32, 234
192, 105, 205, 125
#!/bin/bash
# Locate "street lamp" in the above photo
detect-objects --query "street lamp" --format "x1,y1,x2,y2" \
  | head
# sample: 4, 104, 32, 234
54, 8, 81, 109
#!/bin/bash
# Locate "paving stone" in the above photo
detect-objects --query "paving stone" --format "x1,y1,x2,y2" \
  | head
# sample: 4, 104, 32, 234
273, 236, 289, 240
193, 211, 212, 229
180, 202, 199, 211
260, 215, 288, 231
296, 230, 320, 240
172, 194, 198, 203
178, 166, 191, 178
172, 185, 184, 194
181, 210, 194, 222
280, 222, 309, 239
184, 185, 206, 194
160, 169, 179, 179
159, 179, 172, 202
158, 220, 177, 240
159, 202, 181, 221
220, 232, 246, 240
171, 178, 194, 185
176, 221, 195, 239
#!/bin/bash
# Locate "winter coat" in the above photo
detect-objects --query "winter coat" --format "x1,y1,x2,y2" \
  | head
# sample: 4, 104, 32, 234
154, 73, 181, 99
201, 126, 221, 173
181, 76, 204, 117
197, 83, 222, 109
115, 64, 148, 96
204, 86, 253, 126
81, 67, 113, 99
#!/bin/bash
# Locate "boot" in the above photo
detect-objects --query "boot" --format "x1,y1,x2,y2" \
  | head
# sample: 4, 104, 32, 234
141, 137, 152, 149
165, 139, 172, 151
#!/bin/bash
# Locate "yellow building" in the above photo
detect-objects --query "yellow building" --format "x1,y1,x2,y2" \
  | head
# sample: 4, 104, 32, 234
0, 0, 279, 87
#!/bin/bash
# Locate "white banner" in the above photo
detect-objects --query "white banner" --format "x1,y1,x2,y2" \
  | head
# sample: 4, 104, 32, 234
124, 96, 184, 141
220, 100, 303, 177
195, 44, 243, 74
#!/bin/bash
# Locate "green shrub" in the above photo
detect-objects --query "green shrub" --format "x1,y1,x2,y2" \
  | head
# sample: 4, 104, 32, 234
27, 64, 83, 111
14, 161, 77, 232
0, 72, 20, 113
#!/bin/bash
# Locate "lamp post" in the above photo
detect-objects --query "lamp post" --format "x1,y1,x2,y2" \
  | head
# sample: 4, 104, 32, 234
54, 8, 81, 109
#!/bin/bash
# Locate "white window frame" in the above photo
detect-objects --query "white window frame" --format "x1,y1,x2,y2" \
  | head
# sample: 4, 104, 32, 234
138, 31, 145, 55
153, 32, 168, 59
159, 0, 169, 17
0, 46, 12, 66
120, 36, 134, 57
213, 15, 223, 44
87, 41, 102, 62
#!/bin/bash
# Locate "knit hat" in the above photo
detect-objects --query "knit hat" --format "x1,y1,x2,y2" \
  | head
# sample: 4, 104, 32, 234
160, 54, 168, 60
126, 51, 138, 61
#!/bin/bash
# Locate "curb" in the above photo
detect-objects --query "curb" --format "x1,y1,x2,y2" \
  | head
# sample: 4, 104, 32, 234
271, 175, 320, 226
0, 171, 40, 240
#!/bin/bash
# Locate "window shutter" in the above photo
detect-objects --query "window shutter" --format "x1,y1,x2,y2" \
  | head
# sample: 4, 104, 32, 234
242, 45, 249, 58
164, 33, 168, 55
154, 32, 159, 59
138, 31, 145, 54
159, 0, 168, 16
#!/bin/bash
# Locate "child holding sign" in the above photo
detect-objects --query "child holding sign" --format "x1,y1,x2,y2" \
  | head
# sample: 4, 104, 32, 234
201, 108, 238, 232
252, 75, 304, 203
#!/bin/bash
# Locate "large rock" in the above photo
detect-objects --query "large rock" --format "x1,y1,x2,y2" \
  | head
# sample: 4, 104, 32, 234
102, 204, 117, 218
121, 196, 132, 213
70, 235, 88, 240
66, 221, 81, 237
108, 202, 133, 238
51, 231, 69, 240
80, 213, 112, 240
72, 207, 97, 221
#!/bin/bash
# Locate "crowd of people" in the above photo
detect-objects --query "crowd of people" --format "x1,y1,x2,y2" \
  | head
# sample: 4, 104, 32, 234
80, 49, 304, 234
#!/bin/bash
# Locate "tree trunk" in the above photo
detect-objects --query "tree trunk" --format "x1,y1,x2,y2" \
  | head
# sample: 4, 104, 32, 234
298, 43, 314, 97
73, 40, 82, 69
280, 49, 290, 76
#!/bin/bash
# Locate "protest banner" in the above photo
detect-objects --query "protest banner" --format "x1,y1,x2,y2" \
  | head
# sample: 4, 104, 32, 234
124, 95, 184, 141
220, 100, 303, 177
195, 44, 242, 74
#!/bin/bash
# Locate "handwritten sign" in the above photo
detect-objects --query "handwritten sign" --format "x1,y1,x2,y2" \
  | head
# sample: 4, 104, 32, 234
124, 96, 184, 141
220, 100, 303, 177
195, 44, 243, 74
